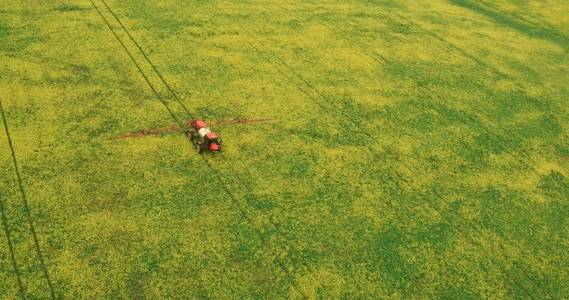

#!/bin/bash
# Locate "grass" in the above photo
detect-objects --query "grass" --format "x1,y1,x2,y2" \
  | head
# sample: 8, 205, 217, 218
1, 0, 568, 298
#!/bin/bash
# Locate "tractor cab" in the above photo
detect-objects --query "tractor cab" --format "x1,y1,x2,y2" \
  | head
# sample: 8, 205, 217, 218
193, 120, 207, 131
187, 119, 222, 153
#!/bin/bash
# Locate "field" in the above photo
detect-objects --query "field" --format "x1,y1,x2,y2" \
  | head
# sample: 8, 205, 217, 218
1, 0, 568, 298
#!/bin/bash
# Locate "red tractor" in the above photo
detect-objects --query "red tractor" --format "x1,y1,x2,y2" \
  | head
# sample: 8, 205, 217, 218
186, 120, 222, 153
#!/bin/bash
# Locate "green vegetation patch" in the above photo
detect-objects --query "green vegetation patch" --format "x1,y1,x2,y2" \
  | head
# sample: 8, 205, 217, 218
0, 0, 568, 298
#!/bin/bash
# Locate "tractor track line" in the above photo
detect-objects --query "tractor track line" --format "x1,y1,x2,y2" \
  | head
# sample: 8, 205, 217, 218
98, 3, 378, 286
378, 8, 511, 80
0, 194, 27, 299
278, 2, 553, 178
1, 99, 56, 300
274, 3, 548, 297
89, 2, 307, 298
242, 7, 507, 297
318, 3, 566, 178
230, 0, 471, 261
230, 11, 419, 177
223, 19, 420, 285
326, 0, 560, 276
98, 0, 194, 119
97, 1, 311, 295
107, 1, 368, 284
343, 9, 553, 298
90, 2, 553, 298
251, 3, 543, 298
88, 0, 211, 297
88, 0, 180, 125
451, 0, 569, 49
369, 4, 569, 120
225, 11, 436, 289
199, 158, 308, 300
314, 0, 569, 125
305, 2, 560, 297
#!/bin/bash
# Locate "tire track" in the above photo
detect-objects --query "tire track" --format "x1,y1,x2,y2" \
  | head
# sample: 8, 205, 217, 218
1, 99, 56, 299
89, 1, 307, 298
0, 193, 26, 299
241, 2, 551, 298
98, 0, 195, 118
301, 1, 567, 297
362, 1, 569, 120
282, 2, 561, 297
291, 2, 562, 297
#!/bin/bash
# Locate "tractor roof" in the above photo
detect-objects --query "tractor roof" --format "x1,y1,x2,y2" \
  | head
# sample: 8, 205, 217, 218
195, 120, 207, 129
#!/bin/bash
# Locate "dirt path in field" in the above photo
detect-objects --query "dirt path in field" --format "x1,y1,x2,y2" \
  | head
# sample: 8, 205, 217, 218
115, 118, 274, 140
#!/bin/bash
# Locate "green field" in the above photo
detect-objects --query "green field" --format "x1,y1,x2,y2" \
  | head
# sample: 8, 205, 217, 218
1, 0, 568, 298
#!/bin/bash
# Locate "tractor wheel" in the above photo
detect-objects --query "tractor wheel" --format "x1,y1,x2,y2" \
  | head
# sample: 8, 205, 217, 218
195, 143, 203, 153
